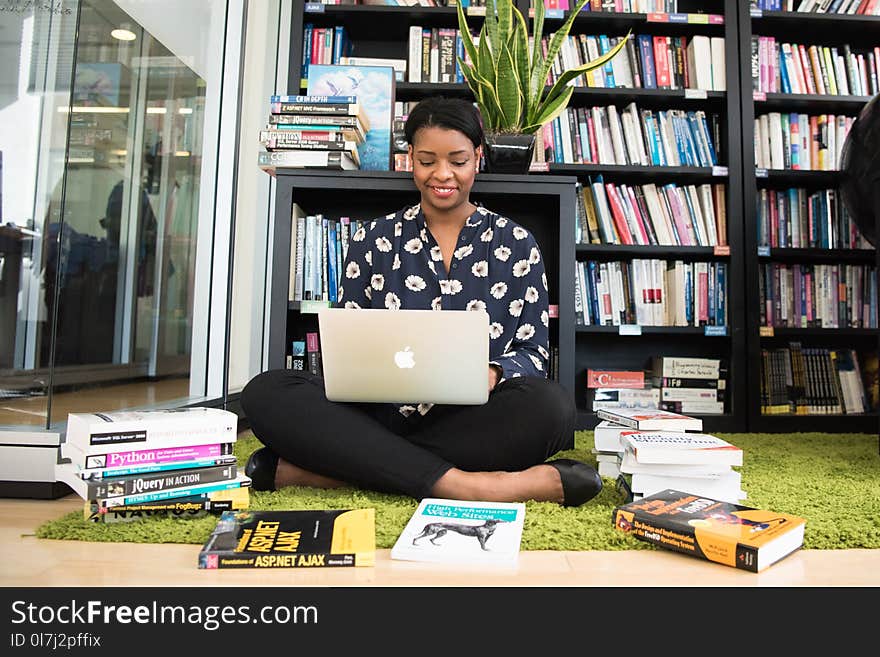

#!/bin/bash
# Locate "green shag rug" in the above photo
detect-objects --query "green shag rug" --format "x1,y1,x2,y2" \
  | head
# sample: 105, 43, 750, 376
35, 431, 880, 551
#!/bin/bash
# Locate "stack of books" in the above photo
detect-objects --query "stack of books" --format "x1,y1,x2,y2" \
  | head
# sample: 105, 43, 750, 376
257, 94, 367, 174
602, 407, 745, 504
55, 408, 252, 523
593, 406, 703, 481
651, 355, 727, 416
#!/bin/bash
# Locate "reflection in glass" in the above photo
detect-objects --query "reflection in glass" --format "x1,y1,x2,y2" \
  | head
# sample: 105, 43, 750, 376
0, 1, 215, 428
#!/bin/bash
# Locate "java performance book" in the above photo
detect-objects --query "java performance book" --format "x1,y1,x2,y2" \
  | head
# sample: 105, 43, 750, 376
390, 498, 525, 566
612, 489, 806, 573
198, 509, 375, 569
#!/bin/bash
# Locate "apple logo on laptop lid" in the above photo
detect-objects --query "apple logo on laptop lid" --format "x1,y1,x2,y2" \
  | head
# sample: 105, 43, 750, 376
394, 346, 415, 369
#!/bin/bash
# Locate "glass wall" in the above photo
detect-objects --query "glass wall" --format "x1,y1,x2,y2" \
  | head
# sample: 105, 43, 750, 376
0, 0, 241, 430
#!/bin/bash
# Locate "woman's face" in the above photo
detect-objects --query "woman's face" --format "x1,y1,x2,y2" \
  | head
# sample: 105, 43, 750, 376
408, 126, 481, 217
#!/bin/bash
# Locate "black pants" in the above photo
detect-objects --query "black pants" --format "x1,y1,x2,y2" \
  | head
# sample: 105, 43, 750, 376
240, 370, 576, 499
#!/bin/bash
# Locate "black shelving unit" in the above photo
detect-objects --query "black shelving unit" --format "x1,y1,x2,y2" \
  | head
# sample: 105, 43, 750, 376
737, 1, 878, 433
540, 0, 745, 429
275, 0, 877, 435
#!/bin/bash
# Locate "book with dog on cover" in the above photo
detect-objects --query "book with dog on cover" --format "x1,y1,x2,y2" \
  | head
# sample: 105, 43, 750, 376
390, 498, 525, 566
198, 508, 375, 569
612, 489, 807, 573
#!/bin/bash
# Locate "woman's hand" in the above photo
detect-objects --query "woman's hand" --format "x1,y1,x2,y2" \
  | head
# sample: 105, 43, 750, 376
488, 365, 502, 392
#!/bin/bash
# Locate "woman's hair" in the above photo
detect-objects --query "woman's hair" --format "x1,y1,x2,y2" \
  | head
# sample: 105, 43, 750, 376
404, 96, 484, 149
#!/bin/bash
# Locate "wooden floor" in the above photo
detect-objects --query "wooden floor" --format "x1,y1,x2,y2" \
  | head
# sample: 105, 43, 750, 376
0, 378, 191, 427
2, 495, 879, 587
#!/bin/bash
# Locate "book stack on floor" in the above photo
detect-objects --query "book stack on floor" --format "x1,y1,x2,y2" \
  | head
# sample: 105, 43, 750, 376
612, 489, 807, 573
651, 355, 728, 416
54, 408, 251, 523
258, 94, 367, 174
599, 406, 745, 504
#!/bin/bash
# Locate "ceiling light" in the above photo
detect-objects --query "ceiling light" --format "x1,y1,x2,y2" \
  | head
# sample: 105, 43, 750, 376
111, 28, 136, 41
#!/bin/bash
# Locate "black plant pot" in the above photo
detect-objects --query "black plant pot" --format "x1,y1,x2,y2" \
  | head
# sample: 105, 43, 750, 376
483, 133, 536, 175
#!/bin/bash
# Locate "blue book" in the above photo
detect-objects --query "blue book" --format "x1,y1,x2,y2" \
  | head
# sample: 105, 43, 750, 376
717, 262, 727, 327
698, 112, 718, 166
552, 116, 563, 163
301, 24, 313, 82
637, 35, 657, 89
307, 64, 394, 171
587, 260, 601, 325
327, 219, 338, 303
779, 49, 792, 94
598, 35, 616, 87
708, 262, 716, 326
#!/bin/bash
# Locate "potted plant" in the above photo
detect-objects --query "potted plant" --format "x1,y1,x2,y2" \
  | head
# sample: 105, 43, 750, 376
456, 0, 629, 173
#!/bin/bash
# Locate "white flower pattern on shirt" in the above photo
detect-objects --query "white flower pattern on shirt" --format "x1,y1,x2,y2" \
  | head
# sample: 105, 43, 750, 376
337, 203, 550, 416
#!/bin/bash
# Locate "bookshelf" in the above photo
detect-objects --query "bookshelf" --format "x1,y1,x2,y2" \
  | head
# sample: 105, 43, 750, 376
739, 1, 879, 432
269, 170, 577, 430
273, 0, 878, 433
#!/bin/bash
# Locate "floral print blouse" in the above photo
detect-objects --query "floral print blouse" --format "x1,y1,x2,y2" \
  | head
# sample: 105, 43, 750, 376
338, 203, 550, 416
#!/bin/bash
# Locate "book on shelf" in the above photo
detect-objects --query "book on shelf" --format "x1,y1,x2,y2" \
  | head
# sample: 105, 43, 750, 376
587, 367, 645, 388
338, 56, 406, 81
258, 149, 358, 173
596, 407, 703, 431
619, 430, 743, 467
591, 387, 660, 411
63, 408, 238, 456
83, 486, 250, 524
390, 498, 525, 566
306, 64, 395, 171
612, 489, 806, 573
198, 509, 376, 569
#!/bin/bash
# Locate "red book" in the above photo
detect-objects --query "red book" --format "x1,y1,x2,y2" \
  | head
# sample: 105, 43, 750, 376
605, 183, 635, 245
587, 369, 645, 389
653, 36, 671, 89
586, 114, 599, 164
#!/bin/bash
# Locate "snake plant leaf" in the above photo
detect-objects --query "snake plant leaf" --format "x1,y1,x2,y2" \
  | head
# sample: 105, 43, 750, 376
512, 11, 530, 111
496, 0, 512, 62
524, 85, 573, 133
484, 0, 500, 66
455, 4, 479, 73
496, 41, 523, 130
533, 0, 592, 112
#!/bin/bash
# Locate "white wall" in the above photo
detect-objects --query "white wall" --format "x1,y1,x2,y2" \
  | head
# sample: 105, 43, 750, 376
227, 0, 291, 392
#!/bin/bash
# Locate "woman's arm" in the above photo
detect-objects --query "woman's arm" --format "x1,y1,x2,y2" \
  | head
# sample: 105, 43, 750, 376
489, 233, 551, 382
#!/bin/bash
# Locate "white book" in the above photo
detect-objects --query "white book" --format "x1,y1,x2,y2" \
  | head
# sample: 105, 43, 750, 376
598, 460, 621, 479
686, 35, 713, 90
697, 184, 719, 246
710, 37, 726, 91
64, 408, 238, 456
289, 202, 306, 301
628, 470, 745, 503
619, 450, 732, 476
0, 430, 62, 483
642, 183, 675, 245
624, 102, 648, 165
620, 431, 743, 466
390, 498, 525, 566
596, 407, 703, 431
768, 112, 785, 169
594, 419, 683, 452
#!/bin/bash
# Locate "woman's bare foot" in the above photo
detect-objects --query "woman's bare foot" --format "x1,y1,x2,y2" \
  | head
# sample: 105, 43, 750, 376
430, 465, 564, 504
275, 458, 347, 490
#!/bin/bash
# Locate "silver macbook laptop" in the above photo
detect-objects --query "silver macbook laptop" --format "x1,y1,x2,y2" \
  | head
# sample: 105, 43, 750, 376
317, 308, 490, 405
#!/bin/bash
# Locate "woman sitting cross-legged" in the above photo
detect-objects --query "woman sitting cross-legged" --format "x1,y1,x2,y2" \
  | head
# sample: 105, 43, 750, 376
241, 96, 602, 507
